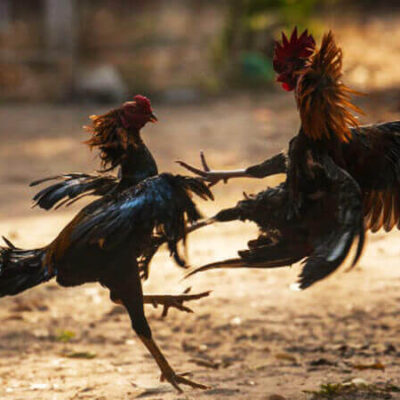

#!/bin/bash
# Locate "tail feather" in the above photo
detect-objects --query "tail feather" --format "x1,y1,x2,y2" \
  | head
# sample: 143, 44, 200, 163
0, 243, 53, 297
185, 255, 301, 279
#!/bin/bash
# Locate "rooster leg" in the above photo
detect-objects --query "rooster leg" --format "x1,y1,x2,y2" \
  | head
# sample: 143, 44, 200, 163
139, 335, 209, 391
106, 266, 208, 392
177, 151, 249, 187
143, 288, 211, 317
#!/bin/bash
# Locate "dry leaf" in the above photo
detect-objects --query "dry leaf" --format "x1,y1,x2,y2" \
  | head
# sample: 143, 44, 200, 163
275, 353, 297, 363
352, 361, 385, 371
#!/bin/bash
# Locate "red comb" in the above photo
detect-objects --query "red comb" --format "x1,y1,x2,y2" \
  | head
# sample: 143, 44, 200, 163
273, 27, 316, 74
132, 95, 152, 112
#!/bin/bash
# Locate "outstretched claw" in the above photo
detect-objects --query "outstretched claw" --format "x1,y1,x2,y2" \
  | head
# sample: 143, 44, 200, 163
177, 151, 225, 187
160, 371, 209, 391
144, 287, 211, 317
200, 151, 210, 172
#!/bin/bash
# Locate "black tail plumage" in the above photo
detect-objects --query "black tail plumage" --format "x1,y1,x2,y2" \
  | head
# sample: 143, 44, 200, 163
0, 238, 53, 297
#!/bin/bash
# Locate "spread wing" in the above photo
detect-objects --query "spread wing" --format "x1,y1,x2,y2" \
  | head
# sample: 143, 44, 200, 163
30, 173, 118, 210
344, 121, 400, 232
68, 173, 213, 265
241, 121, 400, 233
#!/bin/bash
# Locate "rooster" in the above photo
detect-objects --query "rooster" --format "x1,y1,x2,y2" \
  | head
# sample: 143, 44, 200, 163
0, 97, 214, 392
30, 96, 199, 278
180, 30, 368, 288
179, 28, 400, 233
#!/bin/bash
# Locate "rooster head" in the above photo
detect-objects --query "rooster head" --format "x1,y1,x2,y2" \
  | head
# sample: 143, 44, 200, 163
273, 27, 316, 91
85, 95, 158, 171
121, 95, 158, 130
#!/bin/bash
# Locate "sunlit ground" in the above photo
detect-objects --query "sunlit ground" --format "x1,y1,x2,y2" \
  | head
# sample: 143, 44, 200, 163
0, 16, 400, 400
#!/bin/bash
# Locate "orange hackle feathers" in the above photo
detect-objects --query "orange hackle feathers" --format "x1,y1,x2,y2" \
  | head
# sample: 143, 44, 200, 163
84, 108, 133, 171
296, 31, 364, 143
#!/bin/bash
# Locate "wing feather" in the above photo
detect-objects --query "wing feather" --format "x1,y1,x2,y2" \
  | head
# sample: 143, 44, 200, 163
69, 174, 212, 263
30, 173, 118, 210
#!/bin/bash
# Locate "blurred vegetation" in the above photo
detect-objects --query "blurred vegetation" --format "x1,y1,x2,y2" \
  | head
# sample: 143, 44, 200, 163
2, 0, 396, 101
211, 0, 334, 89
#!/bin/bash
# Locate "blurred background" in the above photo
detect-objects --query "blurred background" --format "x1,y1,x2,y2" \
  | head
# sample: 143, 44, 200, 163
1, 0, 400, 103
1, 2, 400, 399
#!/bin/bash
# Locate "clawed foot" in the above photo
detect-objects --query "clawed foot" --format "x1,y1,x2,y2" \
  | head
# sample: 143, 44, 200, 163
177, 151, 225, 187
160, 371, 209, 392
145, 287, 211, 317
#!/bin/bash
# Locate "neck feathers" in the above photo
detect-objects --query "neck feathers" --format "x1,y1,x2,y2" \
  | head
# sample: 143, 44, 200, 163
296, 31, 363, 143
85, 108, 142, 171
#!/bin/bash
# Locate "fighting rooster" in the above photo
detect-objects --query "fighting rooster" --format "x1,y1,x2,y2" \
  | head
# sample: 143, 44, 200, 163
0, 97, 214, 392
181, 30, 367, 288
180, 28, 400, 233
31, 96, 202, 278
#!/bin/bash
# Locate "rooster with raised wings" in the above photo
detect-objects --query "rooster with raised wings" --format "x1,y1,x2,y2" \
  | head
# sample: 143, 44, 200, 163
0, 96, 213, 392
181, 30, 371, 288
180, 28, 400, 234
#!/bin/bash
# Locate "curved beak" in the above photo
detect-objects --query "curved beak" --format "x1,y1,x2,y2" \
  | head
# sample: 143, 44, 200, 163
149, 113, 158, 123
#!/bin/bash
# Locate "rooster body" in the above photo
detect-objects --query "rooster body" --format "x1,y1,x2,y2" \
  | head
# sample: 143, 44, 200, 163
1, 96, 212, 391
183, 31, 367, 288
181, 29, 400, 234
249, 29, 400, 232
1, 173, 211, 294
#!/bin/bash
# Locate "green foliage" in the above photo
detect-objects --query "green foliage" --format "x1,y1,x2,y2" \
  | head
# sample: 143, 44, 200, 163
240, 51, 275, 83
64, 351, 97, 359
211, 0, 331, 89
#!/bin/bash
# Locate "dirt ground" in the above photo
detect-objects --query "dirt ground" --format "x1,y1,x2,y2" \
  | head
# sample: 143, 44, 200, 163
1, 21, 400, 400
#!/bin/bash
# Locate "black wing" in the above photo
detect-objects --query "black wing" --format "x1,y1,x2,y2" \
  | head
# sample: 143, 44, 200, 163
343, 121, 400, 232
70, 173, 213, 265
245, 121, 400, 233
186, 157, 364, 289
185, 183, 310, 278
297, 155, 364, 289
30, 173, 118, 210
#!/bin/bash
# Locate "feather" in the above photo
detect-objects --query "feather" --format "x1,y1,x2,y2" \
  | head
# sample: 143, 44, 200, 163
296, 31, 364, 143
30, 173, 118, 210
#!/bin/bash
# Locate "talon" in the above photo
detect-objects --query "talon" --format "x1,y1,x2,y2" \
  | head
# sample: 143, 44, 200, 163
176, 161, 207, 177
145, 291, 210, 318
161, 372, 209, 391
200, 151, 210, 171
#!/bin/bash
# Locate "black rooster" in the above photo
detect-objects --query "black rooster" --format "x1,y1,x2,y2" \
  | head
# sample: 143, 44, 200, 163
180, 28, 400, 233
181, 31, 367, 288
30, 96, 199, 278
0, 97, 213, 391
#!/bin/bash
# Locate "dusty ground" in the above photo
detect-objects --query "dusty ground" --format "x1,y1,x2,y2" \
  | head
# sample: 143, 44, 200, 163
1, 19, 400, 400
